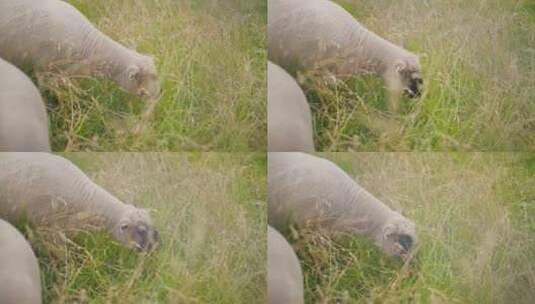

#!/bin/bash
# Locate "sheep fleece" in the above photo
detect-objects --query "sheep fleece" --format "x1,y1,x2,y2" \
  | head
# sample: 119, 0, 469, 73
268, 152, 400, 236
268, 0, 414, 77
0, 153, 129, 227
268, 61, 315, 152
268, 225, 304, 304
0, 219, 42, 304
0, 0, 137, 74
0, 58, 50, 152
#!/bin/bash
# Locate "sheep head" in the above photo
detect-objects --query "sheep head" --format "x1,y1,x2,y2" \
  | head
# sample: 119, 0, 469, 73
393, 55, 423, 98
121, 55, 161, 100
377, 214, 417, 260
112, 206, 160, 252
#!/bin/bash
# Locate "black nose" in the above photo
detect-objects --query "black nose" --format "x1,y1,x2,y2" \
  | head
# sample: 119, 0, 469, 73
398, 235, 413, 252
408, 83, 421, 98
134, 225, 148, 250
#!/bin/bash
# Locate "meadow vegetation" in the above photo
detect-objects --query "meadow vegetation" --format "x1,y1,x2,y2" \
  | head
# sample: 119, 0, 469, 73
286, 153, 535, 303
303, 0, 535, 151
17, 153, 266, 303
40, 0, 266, 151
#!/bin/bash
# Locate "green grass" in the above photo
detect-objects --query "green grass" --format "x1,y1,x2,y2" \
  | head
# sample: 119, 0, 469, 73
18, 153, 266, 303
303, 0, 535, 151
39, 0, 266, 151
284, 153, 535, 303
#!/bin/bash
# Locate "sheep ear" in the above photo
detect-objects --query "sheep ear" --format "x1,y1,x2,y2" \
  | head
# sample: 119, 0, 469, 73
127, 65, 141, 81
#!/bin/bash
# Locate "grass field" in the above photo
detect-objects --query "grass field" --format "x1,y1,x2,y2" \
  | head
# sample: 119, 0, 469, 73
285, 153, 535, 303
17, 153, 266, 303
302, 0, 535, 151
40, 0, 266, 151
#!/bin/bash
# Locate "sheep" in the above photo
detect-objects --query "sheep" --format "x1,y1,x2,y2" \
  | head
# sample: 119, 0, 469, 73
268, 61, 315, 152
0, 153, 159, 252
268, 225, 304, 304
0, 219, 42, 304
0, 58, 51, 152
268, 152, 417, 259
268, 0, 423, 112
0, 0, 160, 100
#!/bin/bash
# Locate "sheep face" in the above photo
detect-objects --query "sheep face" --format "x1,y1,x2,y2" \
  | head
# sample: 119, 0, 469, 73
113, 208, 160, 252
122, 56, 161, 100
378, 216, 417, 260
394, 56, 423, 98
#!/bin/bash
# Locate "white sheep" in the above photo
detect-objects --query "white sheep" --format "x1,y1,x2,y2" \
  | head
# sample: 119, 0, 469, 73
268, 0, 423, 112
268, 152, 417, 259
0, 153, 159, 252
0, 58, 51, 152
268, 225, 304, 304
0, 219, 42, 304
0, 0, 160, 100
268, 61, 315, 152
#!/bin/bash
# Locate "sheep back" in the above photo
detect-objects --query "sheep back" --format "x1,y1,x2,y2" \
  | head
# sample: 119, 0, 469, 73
268, 152, 395, 236
268, 0, 407, 77
0, 153, 118, 225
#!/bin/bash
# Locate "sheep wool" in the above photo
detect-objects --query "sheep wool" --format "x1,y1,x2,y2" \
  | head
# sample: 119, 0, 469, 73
268, 61, 315, 152
268, 225, 304, 304
0, 219, 42, 304
0, 58, 51, 152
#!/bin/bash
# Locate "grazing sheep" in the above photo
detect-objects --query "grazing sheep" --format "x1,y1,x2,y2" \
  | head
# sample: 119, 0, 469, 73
268, 61, 315, 152
0, 219, 42, 304
268, 225, 304, 304
268, 0, 423, 111
0, 0, 160, 100
268, 152, 417, 259
0, 58, 51, 152
0, 153, 159, 252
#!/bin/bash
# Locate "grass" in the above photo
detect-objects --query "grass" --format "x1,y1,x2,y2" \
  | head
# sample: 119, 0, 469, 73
300, 0, 535, 151
284, 153, 535, 303
17, 153, 266, 303
39, 0, 266, 151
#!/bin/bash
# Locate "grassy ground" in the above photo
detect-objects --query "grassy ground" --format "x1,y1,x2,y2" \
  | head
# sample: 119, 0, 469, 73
301, 0, 535, 151
40, 0, 266, 151
17, 153, 266, 303
285, 153, 535, 303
